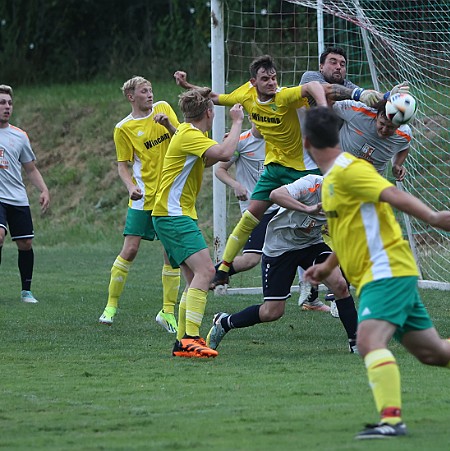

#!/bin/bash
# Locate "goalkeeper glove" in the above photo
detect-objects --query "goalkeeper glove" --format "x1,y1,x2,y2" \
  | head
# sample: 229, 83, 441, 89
351, 88, 383, 106
384, 81, 410, 100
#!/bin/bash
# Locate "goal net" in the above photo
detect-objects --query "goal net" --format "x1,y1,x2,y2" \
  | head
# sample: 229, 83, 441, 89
212, 0, 450, 291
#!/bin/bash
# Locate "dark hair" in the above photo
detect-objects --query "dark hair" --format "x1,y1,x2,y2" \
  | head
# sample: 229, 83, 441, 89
249, 55, 277, 79
373, 98, 389, 119
319, 47, 347, 65
303, 107, 341, 149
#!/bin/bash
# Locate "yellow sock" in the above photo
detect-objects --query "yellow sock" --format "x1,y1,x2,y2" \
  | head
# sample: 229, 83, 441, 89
365, 349, 402, 425
177, 291, 187, 341
106, 255, 131, 309
161, 264, 180, 314
185, 288, 207, 337
220, 210, 259, 272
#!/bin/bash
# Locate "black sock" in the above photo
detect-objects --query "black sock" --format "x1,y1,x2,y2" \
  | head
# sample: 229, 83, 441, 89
335, 295, 358, 340
18, 248, 34, 291
228, 263, 236, 277
222, 304, 262, 331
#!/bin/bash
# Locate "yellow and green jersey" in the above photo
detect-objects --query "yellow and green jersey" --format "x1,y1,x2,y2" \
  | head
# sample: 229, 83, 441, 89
218, 82, 314, 171
322, 152, 418, 295
152, 122, 216, 219
114, 100, 179, 210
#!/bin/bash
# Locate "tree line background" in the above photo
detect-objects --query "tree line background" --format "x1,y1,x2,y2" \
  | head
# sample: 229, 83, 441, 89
0, 0, 217, 86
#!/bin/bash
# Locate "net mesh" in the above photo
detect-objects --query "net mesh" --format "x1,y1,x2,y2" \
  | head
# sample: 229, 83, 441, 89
220, 0, 449, 284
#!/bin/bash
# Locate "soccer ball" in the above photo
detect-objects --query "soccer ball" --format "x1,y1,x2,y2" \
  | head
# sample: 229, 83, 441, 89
385, 93, 417, 125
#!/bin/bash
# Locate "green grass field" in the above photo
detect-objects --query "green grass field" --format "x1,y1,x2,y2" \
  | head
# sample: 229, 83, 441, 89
1, 239, 449, 450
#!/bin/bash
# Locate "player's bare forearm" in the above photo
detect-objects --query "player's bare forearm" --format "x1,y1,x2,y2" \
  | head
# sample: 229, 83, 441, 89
270, 186, 322, 214
325, 83, 353, 102
380, 186, 450, 230
302, 81, 327, 107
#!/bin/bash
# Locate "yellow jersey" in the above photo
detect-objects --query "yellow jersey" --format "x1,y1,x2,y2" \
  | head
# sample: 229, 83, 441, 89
114, 100, 179, 210
218, 82, 314, 171
152, 122, 216, 219
322, 152, 419, 295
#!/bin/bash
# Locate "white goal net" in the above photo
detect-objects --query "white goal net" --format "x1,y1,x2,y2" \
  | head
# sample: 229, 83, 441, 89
213, 0, 449, 289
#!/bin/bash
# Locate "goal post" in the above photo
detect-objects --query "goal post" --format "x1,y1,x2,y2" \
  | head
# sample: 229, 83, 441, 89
211, 0, 450, 292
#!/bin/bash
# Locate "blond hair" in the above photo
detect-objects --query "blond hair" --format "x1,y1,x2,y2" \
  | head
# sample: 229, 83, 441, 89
0, 84, 13, 98
179, 87, 212, 120
121, 76, 151, 98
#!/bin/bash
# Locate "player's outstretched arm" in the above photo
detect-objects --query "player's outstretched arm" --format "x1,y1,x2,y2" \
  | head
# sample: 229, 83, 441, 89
203, 103, 244, 166
174, 71, 220, 105
301, 81, 328, 107
324, 83, 382, 106
380, 186, 450, 231
270, 186, 322, 215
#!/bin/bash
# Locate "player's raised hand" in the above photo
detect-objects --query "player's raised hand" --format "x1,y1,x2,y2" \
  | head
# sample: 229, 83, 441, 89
390, 81, 410, 97
229, 103, 244, 122
174, 71, 189, 88
360, 89, 383, 106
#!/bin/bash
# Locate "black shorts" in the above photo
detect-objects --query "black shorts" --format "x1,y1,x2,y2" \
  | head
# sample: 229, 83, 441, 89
0, 202, 34, 240
243, 209, 278, 254
261, 242, 332, 301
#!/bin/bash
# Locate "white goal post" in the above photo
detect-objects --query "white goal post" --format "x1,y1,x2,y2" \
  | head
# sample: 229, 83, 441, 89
210, 0, 450, 292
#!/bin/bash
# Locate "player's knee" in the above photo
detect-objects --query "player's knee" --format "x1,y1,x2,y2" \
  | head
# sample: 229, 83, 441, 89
414, 347, 449, 366
16, 238, 33, 251
332, 277, 349, 298
242, 253, 261, 269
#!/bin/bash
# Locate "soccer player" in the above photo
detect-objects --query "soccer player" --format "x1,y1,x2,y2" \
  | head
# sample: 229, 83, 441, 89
302, 106, 450, 439
206, 174, 358, 353
174, 55, 329, 288
98, 76, 181, 333
152, 88, 244, 358
300, 46, 360, 92
0, 84, 50, 303
210, 120, 279, 288
333, 97, 411, 181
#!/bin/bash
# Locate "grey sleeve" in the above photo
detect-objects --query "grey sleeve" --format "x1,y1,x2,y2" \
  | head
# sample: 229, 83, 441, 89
299, 71, 325, 85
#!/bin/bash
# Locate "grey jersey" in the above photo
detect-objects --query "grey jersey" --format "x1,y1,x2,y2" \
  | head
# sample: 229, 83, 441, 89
0, 125, 36, 206
333, 100, 412, 175
300, 71, 359, 89
231, 129, 277, 214
263, 175, 326, 257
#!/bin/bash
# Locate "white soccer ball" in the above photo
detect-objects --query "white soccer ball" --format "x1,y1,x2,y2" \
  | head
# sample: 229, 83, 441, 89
385, 93, 417, 125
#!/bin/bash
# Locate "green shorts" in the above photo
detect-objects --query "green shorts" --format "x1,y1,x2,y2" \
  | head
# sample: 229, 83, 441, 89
359, 276, 433, 341
251, 163, 321, 202
123, 208, 158, 241
152, 216, 208, 268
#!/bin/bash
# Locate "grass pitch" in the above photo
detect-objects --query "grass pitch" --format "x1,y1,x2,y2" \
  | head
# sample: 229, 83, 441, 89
1, 239, 449, 450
